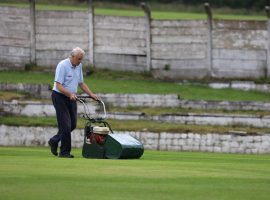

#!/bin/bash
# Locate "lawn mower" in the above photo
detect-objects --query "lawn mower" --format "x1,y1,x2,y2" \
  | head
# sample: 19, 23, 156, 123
76, 96, 144, 159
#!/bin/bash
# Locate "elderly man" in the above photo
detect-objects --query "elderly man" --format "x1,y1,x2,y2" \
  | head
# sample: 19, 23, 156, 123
48, 47, 99, 158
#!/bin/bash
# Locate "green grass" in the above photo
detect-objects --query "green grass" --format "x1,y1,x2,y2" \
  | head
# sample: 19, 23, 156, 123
0, 71, 54, 85
2, 88, 270, 116
3, 90, 270, 116
1, 116, 269, 134
2, 70, 270, 134
0, 91, 26, 101
1, 70, 270, 102
109, 106, 270, 116
0, 147, 270, 200
0, 2, 266, 20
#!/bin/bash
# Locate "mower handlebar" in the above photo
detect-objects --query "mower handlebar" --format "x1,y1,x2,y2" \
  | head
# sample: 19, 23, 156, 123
76, 95, 90, 98
76, 96, 107, 119
76, 95, 100, 101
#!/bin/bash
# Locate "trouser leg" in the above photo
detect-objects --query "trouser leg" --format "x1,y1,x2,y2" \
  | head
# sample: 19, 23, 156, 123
69, 100, 77, 132
51, 91, 73, 155
50, 131, 61, 144
50, 93, 61, 144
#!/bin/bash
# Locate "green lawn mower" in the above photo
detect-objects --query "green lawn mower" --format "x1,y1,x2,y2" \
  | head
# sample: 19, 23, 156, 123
76, 96, 144, 159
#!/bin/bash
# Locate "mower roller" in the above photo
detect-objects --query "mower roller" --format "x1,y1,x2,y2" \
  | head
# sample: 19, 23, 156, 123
76, 96, 144, 159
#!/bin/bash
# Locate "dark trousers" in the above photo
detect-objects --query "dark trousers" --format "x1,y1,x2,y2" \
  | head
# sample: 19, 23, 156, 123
50, 91, 77, 155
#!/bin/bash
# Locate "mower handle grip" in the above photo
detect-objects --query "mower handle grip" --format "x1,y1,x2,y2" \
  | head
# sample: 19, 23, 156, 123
76, 95, 100, 101
76, 95, 107, 119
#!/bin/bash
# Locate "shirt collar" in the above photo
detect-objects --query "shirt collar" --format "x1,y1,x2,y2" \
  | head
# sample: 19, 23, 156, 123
68, 58, 76, 69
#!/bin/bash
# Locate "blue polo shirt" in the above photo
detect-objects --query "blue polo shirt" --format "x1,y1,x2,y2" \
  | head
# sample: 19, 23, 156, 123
53, 58, 84, 94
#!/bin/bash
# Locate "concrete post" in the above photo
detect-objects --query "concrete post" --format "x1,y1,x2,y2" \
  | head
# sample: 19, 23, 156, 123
140, 2, 152, 71
29, 0, 36, 64
88, 0, 94, 67
204, 2, 213, 77
266, 6, 270, 78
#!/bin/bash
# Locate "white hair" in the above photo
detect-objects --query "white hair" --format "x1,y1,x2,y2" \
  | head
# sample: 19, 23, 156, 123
70, 47, 85, 57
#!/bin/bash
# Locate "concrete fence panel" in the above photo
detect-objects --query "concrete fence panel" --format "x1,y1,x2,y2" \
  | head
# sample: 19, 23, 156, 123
94, 15, 147, 71
212, 20, 268, 78
151, 20, 208, 78
0, 4, 270, 79
0, 7, 30, 69
35, 10, 90, 68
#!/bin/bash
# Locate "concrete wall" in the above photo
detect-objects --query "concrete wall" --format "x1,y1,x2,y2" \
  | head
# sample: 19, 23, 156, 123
0, 7, 30, 69
0, 82, 51, 98
35, 10, 90, 68
1, 125, 269, 154
3, 100, 270, 128
2, 83, 270, 111
94, 16, 147, 71
0, 5, 270, 79
151, 20, 209, 78
212, 20, 268, 78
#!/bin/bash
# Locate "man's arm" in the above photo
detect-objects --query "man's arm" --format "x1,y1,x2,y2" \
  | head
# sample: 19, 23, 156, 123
79, 82, 99, 101
55, 82, 77, 101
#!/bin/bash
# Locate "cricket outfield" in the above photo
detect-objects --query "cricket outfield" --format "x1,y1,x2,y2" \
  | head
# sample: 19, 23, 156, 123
0, 147, 269, 200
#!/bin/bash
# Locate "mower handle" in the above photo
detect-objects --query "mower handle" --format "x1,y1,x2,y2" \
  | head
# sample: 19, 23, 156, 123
76, 95, 107, 120
76, 95, 99, 100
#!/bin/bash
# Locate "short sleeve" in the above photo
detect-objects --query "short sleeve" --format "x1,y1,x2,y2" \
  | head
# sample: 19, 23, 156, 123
54, 63, 65, 84
79, 65, 84, 84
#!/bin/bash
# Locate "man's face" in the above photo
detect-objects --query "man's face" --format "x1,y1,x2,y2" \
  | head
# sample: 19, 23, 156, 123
71, 53, 84, 66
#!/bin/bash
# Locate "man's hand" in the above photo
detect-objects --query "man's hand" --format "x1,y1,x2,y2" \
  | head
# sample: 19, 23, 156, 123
79, 82, 100, 101
69, 93, 77, 101
90, 93, 100, 101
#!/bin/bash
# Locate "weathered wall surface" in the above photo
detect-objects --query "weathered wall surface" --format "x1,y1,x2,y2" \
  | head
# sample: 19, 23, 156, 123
0, 6, 270, 79
1, 125, 269, 154
0, 7, 30, 69
4, 99, 270, 128
212, 20, 268, 78
2, 83, 270, 111
151, 20, 209, 78
35, 10, 90, 68
94, 16, 147, 71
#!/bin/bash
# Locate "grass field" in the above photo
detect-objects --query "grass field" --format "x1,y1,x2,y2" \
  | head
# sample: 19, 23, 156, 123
1, 70, 270, 102
0, 147, 270, 200
0, 2, 267, 20
1, 70, 270, 134
1, 115, 270, 134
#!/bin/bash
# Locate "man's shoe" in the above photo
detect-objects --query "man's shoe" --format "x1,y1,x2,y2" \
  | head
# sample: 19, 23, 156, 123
59, 154, 74, 158
48, 140, 58, 156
